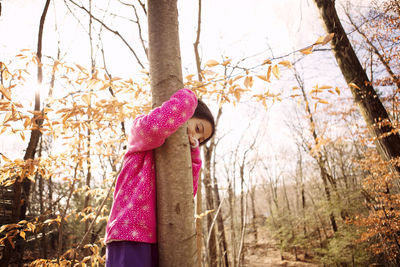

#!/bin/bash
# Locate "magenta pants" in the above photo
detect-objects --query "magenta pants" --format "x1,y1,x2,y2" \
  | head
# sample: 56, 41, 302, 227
106, 241, 158, 267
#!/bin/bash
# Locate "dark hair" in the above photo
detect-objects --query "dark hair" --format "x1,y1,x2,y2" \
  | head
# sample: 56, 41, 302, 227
192, 99, 215, 145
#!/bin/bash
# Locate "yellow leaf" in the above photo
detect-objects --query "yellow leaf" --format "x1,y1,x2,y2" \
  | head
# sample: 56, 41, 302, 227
0, 127, 6, 135
222, 59, 232, 66
349, 82, 360, 89
319, 85, 332, 89
266, 66, 272, 82
202, 70, 216, 76
244, 76, 253, 88
75, 64, 88, 74
292, 86, 300, 90
204, 59, 219, 68
0, 85, 11, 101
82, 94, 91, 106
300, 46, 313, 55
335, 87, 341, 95
185, 74, 194, 80
23, 118, 31, 129
232, 75, 243, 83
234, 90, 241, 102
20, 132, 25, 141
98, 82, 111, 91
272, 65, 280, 80
111, 77, 122, 82
27, 222, 36, 232
321, 33, 335, 45
20, 231, 26, 240
3, 112, 12, 124
314, 36, 325, 45
13, 102, 23, 108
318, 99, 329, 104
2, 69, 10, 80
278, 60, 292, 68
44, 219, 54, 224
256, 75, 269, 82
262, 59, 272, 65
1, 153, 10, 162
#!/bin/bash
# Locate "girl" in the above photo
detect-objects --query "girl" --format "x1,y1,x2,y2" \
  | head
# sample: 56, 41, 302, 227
105, 88, 215, 267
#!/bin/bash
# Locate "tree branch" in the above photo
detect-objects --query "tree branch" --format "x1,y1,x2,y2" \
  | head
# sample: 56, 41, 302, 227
65, 0, 145, 69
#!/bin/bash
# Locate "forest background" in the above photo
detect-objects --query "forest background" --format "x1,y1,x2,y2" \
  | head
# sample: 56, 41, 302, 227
0, 0, 399, 266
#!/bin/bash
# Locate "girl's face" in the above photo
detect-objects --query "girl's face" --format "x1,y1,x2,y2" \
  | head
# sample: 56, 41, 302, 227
187, 117, 213, 146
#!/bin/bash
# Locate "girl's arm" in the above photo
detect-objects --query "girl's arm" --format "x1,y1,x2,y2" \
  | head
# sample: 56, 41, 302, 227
127, 88, 197, 152
191, 146, 202, 196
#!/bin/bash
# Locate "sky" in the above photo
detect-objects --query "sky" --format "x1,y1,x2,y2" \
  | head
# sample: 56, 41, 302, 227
0, 0, 324, 74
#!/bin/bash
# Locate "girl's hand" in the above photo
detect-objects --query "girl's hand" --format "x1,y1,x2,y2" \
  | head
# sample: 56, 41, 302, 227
189, 135, 199, 148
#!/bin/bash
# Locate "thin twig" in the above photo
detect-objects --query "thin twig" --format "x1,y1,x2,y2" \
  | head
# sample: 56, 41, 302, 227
206, 195, 226, 249
65, 0, 145, 69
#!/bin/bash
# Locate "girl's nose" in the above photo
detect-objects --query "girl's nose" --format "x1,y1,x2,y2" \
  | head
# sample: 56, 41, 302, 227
189, 135, 199, 147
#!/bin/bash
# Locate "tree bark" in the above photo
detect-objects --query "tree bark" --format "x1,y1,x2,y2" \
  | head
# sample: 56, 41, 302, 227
313, 0, 400, 173
250, 185, 258, 244
148, 0, 197, 266
203, 143, 218, 266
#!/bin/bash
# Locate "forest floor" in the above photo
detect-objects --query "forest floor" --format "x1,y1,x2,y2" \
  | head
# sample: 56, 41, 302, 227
242, 225, 322, 267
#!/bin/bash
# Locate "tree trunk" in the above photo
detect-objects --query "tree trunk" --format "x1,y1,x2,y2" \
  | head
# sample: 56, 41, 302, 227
239, 163, 245, 265
250, 185, 258, 244
203, 144, 218, 266
38, 137, 47, 259
148, 0, 197, 266
214, 178, 229, 267
83, 0, 94, 246
313, 0, 400, 173
228, 180, 237, 267
297, 71, 338, 233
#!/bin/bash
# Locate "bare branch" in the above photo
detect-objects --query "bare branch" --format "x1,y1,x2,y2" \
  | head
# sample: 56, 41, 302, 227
65, 0, 145, 69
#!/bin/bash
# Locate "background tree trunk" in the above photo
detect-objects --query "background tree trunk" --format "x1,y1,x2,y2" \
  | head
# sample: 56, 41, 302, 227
148, 0, 197, 266
203, 144, 218, 266
313, 0, 400, 173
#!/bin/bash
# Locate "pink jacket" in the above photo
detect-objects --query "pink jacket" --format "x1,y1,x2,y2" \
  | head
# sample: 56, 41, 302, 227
105, 88, 202, 244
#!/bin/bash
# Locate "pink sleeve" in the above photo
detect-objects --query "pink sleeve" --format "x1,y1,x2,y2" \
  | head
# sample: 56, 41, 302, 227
191, 146, 202, 197
127, 88, 198, 152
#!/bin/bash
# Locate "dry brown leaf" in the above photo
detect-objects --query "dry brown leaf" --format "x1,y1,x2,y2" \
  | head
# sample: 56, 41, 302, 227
204, 59, 219, 67
272, 65, 280, 80
0, 85, 11, 101
300, 46, 313, 55
278, 60, 293, 68
322, 33, 335, 45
